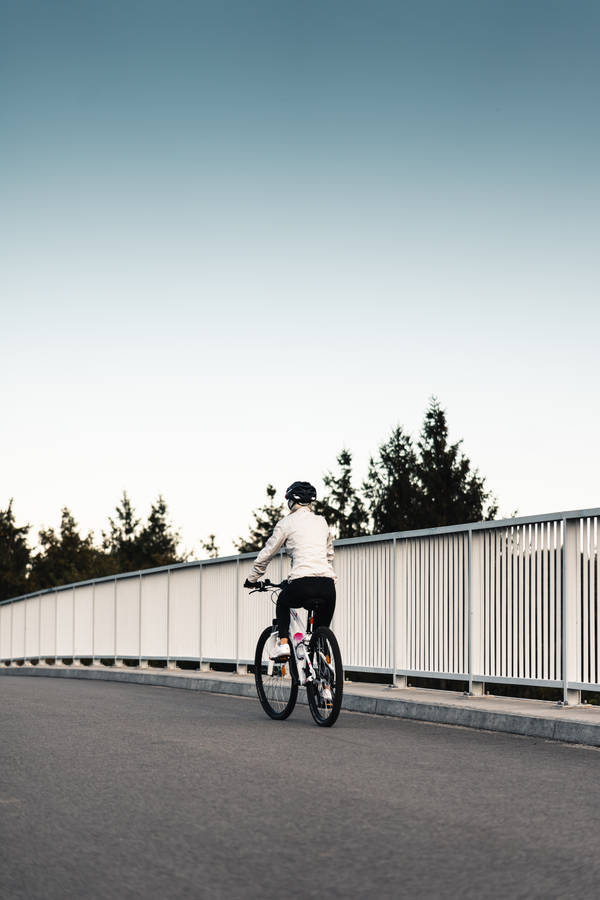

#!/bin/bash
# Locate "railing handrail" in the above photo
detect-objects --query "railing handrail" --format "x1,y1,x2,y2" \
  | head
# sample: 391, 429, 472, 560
2, 505, 599, 607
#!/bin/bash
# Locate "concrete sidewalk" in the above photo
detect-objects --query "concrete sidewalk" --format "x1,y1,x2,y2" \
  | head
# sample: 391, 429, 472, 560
3, 663, 600, 747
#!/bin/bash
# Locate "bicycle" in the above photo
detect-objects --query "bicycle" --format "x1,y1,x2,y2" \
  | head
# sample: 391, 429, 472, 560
249, 579, 343, 727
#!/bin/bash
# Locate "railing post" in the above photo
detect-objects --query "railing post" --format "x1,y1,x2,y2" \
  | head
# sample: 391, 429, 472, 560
562, 518, 581, 705
199, 563, 210, 672
466, 529, 484, 696
390, 538, 397, 686
113, 577, 118, 665
390, 537, 406, 688
24, 600, 34, 664
137, 573, 143, 667
92, 582, 99, 666
138, 571, 149, 668
167, 569, 176, 670
54, 588, 58, 664
472, 529, 485, 695
236, 558, 247, 675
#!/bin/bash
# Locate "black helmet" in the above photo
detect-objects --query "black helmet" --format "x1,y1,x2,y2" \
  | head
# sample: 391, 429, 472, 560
285, 481, 317, 505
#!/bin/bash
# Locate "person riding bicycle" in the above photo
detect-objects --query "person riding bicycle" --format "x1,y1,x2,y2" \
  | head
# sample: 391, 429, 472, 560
244, 481, 336, 661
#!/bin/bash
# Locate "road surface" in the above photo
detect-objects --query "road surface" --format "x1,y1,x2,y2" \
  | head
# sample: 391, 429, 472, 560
1, 677, 600, 899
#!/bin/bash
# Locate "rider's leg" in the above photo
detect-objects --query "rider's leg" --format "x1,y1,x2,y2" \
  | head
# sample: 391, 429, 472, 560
275, 583, 294, 643
312, 578, 337, 630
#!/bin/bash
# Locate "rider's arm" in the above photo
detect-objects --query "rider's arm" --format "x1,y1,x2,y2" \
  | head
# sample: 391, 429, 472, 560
247, 520, 287, 582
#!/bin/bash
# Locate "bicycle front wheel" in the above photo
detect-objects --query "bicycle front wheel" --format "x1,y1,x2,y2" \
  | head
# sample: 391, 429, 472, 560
306, 626, 343, 727
254, 626, 298, 720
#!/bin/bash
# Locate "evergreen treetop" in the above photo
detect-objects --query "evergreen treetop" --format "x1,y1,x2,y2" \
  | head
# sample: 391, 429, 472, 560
29, 507, 112, 592
0, 500, 31, 601
416, 397, 498, 528
235, 484, 284, 553
315, 449, 368, 538
362, 425, 422, 534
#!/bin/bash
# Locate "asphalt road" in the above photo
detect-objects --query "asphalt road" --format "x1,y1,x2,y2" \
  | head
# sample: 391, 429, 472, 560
2, 678, 600, 900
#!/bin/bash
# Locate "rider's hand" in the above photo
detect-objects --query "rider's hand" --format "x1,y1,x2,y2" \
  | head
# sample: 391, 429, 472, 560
244, 578, 258, 589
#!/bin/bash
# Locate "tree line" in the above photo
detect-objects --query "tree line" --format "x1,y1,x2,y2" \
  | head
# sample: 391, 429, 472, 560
235, 397, 497, 551
0, 493, 189, 602
1, 398, 497, 600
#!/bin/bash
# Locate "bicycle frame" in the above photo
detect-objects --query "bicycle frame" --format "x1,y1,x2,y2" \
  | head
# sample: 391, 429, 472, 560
250, 579, 336, 687
266, 607, 316, 684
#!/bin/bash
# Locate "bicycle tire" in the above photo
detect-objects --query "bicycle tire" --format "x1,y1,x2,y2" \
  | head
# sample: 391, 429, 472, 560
254, 626, 298, 720
306, 626, 343, 727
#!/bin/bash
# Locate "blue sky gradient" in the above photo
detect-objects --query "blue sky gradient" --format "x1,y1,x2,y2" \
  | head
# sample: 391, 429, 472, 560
2, 1, 599, 553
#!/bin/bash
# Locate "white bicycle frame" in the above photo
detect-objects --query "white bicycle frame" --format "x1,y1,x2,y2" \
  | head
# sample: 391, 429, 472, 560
266, 607, 316, 684
266, 607, 335, 688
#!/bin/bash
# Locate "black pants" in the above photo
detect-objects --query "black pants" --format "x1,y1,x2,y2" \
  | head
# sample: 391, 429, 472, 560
276, 576, 336, 639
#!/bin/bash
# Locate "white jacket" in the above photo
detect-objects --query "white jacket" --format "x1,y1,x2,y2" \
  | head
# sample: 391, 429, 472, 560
248, 507, 336, 583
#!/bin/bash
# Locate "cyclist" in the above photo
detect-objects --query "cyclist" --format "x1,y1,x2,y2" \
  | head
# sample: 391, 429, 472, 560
244, 481, 337, 661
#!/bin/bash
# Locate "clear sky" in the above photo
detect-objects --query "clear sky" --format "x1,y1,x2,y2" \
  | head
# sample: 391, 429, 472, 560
2, 0, 599, 557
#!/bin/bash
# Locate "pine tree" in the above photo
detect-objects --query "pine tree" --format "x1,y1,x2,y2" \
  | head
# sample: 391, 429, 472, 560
29, 508, 111, 591
362, 426, 422, 534
0, 500, 32, 601
416, 397, 498, 527
103, 492, 184, 571
316, 449, 368, 538
235, 485, 284, 553
137, 495, 183, 567
102, 491, 141, 571
200, 535, 220, 558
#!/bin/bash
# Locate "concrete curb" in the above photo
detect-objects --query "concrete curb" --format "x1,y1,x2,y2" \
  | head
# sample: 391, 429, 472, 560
3, 665, 600, 747
340, 693, 600, 747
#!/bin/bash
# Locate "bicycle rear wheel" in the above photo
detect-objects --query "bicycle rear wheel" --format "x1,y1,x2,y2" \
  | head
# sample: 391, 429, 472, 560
306, 626, 343, 727
254, 626, 298, 720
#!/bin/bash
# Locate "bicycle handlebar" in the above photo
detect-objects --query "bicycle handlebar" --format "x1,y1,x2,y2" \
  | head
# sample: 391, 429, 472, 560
245, 578, 287, 593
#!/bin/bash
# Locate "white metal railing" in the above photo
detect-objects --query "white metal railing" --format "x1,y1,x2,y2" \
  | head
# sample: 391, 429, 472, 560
1, 508, 599, 703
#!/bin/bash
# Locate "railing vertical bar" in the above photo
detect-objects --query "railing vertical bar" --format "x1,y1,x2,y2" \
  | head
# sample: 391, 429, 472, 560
199, 564, 203, 665
391, 537, 397, 679
138, 573, 142, 664
235, 558, 239, 670
517, 525, 523, 679
592, 516, 600, 684
524, 524, 530, 679
54, 588, 58, 663
550, 522, 556, 681
113, 577, 117, 662
434, 536, 439, 674
427, 537, 432, 671
533, 524, 538, 680
451, 535, 457, 673
467, 530, 472, 692
411, 541, 416, 672
442, 535, 446, 673
421, 539, 426, 672
503, 528, 509, 678
460, 533, 466, 673
540, 523, 546, 680
581, 520, 588, 683
435, 537, 441, 674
